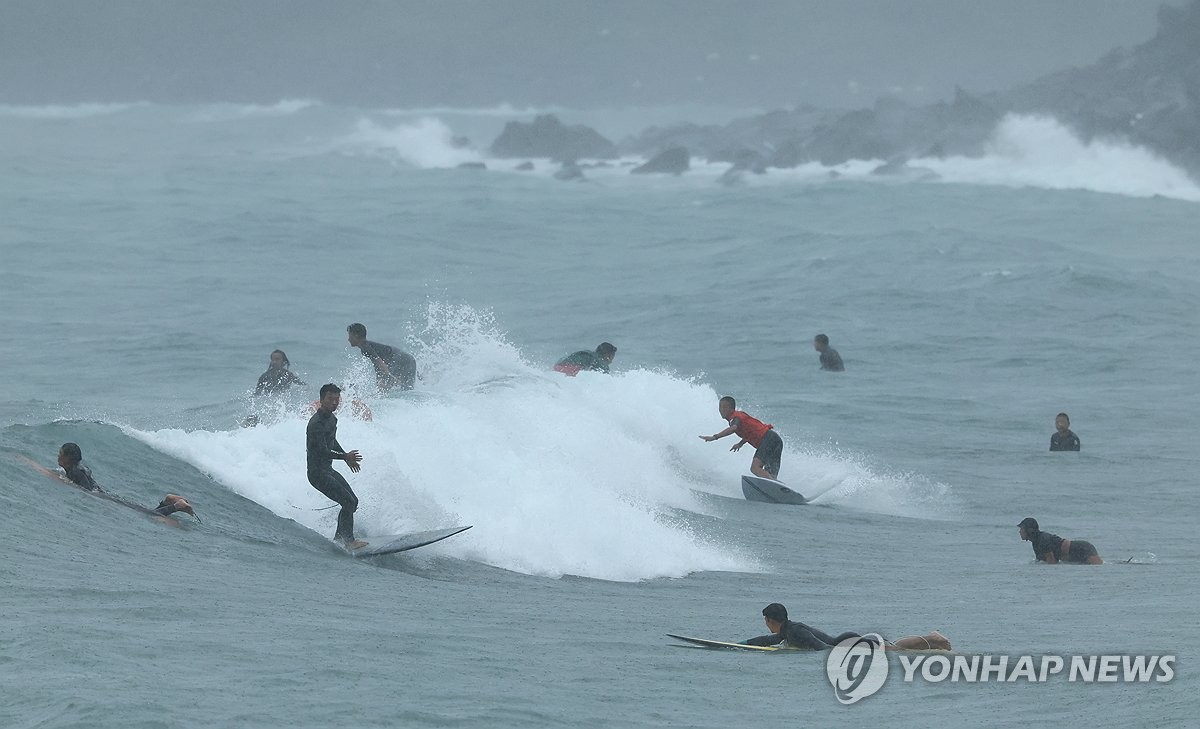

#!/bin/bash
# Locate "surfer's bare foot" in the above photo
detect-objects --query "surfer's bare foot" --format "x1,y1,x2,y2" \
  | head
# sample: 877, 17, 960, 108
927, 631, 951, 651
160, 494, 195, 515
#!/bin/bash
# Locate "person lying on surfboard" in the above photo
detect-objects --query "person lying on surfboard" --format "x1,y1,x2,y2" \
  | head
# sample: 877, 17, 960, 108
54, 443, 197, 519
553, 342, 617, 376
699, 396, 783, 480
1018, 517, 1103, 564
744, 603, 951, 651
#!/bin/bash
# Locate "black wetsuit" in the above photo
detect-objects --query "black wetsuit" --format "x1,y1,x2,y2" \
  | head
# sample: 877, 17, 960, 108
819, 348, 845, 372
64, 463, 102, 492
555, 350, 610, 374
63, 462, 184, 516
306, 408, 358, 541
1050, 430, 1081, 451
358, 340, 416, 391
255, 366, 305, 395
744, 620, 868, 650
1029, 530, 1099, 563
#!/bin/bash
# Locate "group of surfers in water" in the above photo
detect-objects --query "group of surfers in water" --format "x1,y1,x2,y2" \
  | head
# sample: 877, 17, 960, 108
29, 329, 1103, 653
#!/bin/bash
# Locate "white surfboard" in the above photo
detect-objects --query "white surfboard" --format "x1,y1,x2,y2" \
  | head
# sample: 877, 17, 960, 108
343, 525, 472, 557
667, 634, 786, 651
741, 475, 808, 505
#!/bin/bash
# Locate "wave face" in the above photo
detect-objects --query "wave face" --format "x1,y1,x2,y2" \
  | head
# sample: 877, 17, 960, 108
119, 305, 954, 581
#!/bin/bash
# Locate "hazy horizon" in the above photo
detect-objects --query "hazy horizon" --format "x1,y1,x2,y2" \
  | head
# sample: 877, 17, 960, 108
0, 0, 1188, 111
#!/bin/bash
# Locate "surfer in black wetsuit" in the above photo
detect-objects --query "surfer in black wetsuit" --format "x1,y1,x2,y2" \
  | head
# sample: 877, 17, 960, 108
347, 323, 417, 391
306, 384, 366, 549
1049, 413, 1081, 451
255, 349, 305, 395
1018, 517, 1102, 564
813, 334, 844, 372
553, 342, 617, 376
743, 603, 951, 651
55, 443, 197, 519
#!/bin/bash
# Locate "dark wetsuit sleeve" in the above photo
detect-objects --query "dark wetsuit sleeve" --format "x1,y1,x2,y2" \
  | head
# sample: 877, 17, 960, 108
783, 622, 852, 650
306, 413, 345, 472
820, 349, 845, 371
65, 464, 101, 492
1031, 532, 1065, 561
744, 632, 783, 647
1050, 432, 1080, 451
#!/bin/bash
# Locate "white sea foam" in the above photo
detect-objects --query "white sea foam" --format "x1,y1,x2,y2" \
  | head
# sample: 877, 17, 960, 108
183, 99, 320, 123
0, 102, 148, 119
336, 117, 484, 168
129, 305, 958, 580
911, 114, 1200, 202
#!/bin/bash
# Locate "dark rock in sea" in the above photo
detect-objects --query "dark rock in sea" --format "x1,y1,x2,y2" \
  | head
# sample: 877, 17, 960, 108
490, 114, 617, 163
631, 147, 690, 175
457, 161, 487, 170
514, 161, 535, 171
553, 161, 585, 181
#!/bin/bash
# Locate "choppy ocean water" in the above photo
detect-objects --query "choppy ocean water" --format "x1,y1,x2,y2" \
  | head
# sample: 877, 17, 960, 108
2, 102, 1198, 728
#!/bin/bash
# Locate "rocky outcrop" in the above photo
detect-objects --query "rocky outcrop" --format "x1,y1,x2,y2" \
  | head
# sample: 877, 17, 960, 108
490, 114, 617, 162
553, 161, 585, 181
614, 0, 1200, 179
631, 147, 690, 175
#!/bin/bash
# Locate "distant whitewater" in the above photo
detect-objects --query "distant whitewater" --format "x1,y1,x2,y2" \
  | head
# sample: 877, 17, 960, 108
2, 101, 1196, 201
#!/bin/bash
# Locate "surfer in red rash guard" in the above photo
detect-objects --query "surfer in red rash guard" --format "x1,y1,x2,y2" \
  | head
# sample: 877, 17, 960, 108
699, 396, 784, 480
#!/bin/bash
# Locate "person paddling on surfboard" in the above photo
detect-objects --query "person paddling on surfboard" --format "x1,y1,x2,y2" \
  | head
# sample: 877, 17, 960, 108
1018, 517, 1103, 564
306, 383, 367, 550
553, 342, 617, 376
699, 396, 783, 480
744, 603, 951, 651
55, 443, 197, 519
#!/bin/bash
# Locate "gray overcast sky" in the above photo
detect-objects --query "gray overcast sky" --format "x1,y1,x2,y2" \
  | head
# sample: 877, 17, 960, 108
0, 1, 1185, 109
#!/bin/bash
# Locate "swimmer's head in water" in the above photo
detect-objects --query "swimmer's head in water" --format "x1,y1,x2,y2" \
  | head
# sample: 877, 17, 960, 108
1018, 517, 1040, 539
1055, 413, 1070, 432
270, 349, 290, 368
346, 323, 367, 347
58, 442, 83, 467
596, 342, 617, 362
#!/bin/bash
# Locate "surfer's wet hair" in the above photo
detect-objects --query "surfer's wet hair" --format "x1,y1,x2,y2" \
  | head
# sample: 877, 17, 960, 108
814, 333, 829, 346
319, 383, 342, 398
596, 342, 617, 359
1057, 412, 1070, 422
719, 395, 736, 409
60, 442, 83, 464
272, 349, 290, 367
762, 603, 788, 623
347, 323, 367, 338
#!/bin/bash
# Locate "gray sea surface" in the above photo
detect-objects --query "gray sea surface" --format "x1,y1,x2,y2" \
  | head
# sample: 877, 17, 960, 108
1, 103, 1197, 728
